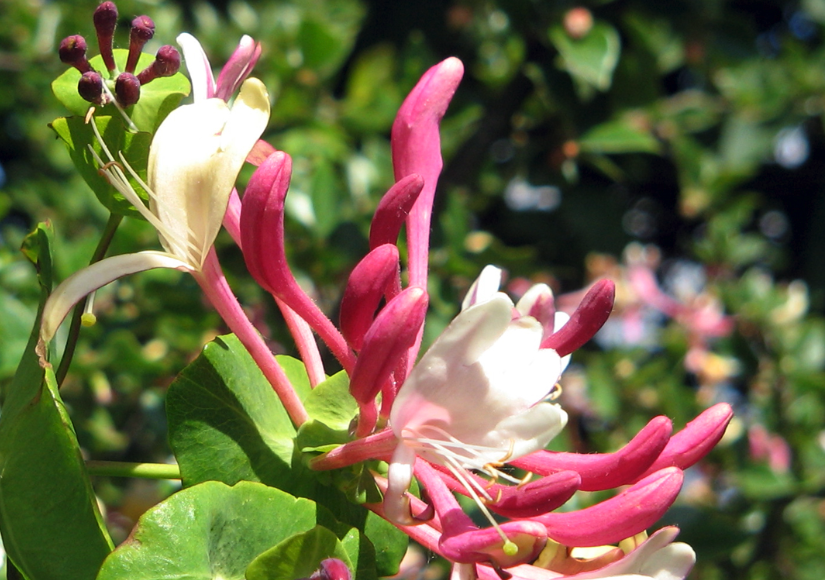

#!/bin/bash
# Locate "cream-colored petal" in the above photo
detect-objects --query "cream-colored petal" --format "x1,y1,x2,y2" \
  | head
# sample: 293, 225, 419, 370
148, 98, 231, 263
480, 402, 568, 460
40, 251, 194, 344
147, 78, 270, 267
461, 265, 502, 311
638, 543, 695, 580
176, 32, 215, 102
384, 443, 417, 525
391, 295, 512, 435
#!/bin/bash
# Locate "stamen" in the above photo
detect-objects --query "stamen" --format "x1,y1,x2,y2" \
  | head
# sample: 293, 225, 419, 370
444, 460, 512, 548
518, 471, 533, 487
87, 118, 195, 264
117, 152, 202, 264
81, 292, 97, 327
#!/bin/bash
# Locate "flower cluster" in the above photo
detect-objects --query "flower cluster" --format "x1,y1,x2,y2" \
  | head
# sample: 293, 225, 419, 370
58, 2, 181, 107
42, 29, 733, 580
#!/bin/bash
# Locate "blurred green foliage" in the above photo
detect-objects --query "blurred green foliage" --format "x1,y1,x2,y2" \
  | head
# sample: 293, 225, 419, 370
2, 0, 825, 578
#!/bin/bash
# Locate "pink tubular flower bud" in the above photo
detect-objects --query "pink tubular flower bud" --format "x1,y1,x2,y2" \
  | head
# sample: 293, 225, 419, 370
392, 58, 463, 289
339, 244, 401, 351
541, 279, 615, 356
369, 174, 425, 249
349, 287, 429, 405
115, 72, 140, 106
631, 402, 733, 482
93, 1, 118, 72
137, 45, 181, 84
77, 71, 105, 104
215, 35, 262, 101
241, 152, 356, 373
511, 415, 673, 491
536, 467, 684, 547
59, 35, 91, 73
126, 15, 155, 73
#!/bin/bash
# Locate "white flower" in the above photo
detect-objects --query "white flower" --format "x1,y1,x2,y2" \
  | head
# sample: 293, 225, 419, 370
385, 266, 568, 525
40, 78, 269, 344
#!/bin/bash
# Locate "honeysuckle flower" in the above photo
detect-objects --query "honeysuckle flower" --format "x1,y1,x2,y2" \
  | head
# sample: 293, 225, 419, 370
40, 78, 269, 346
384, 266, 570, 532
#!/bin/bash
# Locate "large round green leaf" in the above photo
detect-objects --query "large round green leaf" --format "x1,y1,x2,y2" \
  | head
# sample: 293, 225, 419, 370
96, 480, 374, 580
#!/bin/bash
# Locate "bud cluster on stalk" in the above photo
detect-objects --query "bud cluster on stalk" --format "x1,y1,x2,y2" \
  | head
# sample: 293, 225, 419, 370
58, 1, 180, 108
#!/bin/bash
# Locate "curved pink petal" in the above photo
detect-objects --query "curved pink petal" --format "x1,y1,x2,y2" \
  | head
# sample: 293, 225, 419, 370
511, 415, 672, 491
536, 467, 683, 547
541, 279, 615, 356
631, 403, 733, 482
486, 471, 581, 518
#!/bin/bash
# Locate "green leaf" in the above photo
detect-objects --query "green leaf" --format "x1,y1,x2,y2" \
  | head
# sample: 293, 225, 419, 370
304, 369, 358, 431
166, 335, 314, 494
579, 118, 661, 155
166, 336, 407, 576
549, 21, 621, 94
246, 526, 354, 580
96, 481, 374, 580
52, 49, 190, 133
0, 223, 113, 580
19, 221, 55, 291
50, 115, 152, 217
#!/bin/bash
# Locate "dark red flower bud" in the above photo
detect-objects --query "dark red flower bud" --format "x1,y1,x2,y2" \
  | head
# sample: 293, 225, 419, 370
77, 71, 105, 104
125, 15, 155, 73
136, 45, 180, 84
93, 1, 118, 72
59, 35, 91, 73
115, 72, 140, 106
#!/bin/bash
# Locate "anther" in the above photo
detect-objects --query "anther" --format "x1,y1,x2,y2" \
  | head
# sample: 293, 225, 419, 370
59, 35, 92, 73
126, 15, 155, 73
97, 160, 124, 176
93, 1, 118, 72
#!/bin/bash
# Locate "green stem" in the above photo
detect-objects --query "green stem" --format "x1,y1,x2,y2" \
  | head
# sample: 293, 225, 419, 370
56, 213, 123, 386
85, 460, 181, 480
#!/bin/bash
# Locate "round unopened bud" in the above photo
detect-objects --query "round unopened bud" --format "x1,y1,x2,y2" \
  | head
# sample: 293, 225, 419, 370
93, 1, 118, 71
93, 2, 119, 34
563, 7, 593, 39
59, 35, 91, 72
115, 72, 141, 106
125, 15, 155, 73
78, 71, 105, 104
136, 45, 181, 84
130, 16, 155, 43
